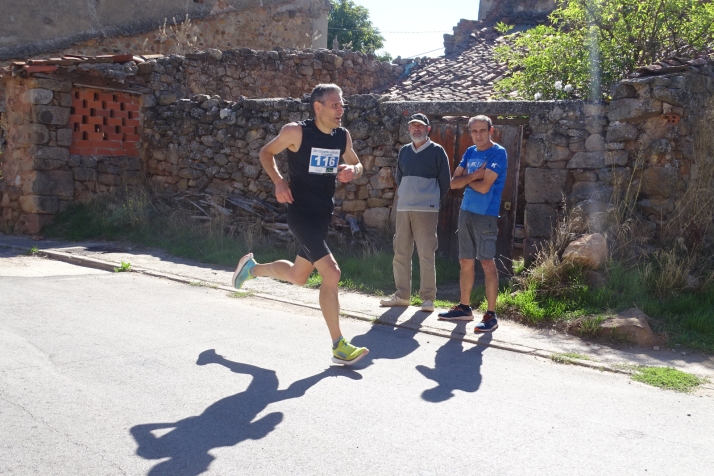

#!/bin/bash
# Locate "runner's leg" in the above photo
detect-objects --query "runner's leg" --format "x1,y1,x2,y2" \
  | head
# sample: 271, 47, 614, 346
251, 255, 314, 285
313, 253, 342, 341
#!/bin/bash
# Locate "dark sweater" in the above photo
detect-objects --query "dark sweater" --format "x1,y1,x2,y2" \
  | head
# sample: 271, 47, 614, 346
395, 140, 451, 212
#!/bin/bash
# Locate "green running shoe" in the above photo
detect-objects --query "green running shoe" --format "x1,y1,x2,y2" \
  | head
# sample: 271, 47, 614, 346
332, 337, 369, 365
232, 253, 256, 289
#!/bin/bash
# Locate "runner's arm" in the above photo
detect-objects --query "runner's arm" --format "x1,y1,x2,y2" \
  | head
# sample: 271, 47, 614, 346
336, 130, 363, 183
259, 123, 302, 203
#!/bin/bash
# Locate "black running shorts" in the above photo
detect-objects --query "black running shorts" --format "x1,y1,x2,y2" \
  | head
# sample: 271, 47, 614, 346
287, 209, 332, 264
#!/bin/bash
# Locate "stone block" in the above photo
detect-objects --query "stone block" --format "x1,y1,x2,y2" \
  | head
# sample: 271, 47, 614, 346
31, 78, 71, 92
22, 213, 56, 234
56, 128, 73, 147
525, 168, 568, 203
604, 150, 629, 166
599, 309, 658, 347
606, 121, 638, 142
342, 200, 367, 212
24, 89, 54, 105
98, 174, 122, 186
524, 203, 558, 239
652, 87, 688, 107
546, 143, 571, 162
32, 105, 71, 125
610, 83, 636, 99
367, 198, 391, 208
638, 198, 675, 218
562, 233, 607, 269
607, 98, 662, 123
585, 134, 605, 152
367, 128, 394, 147
23, 171, 74, 198
33, 159, 66, 171
570, 181, 613, 204
369, 167, 394, 190
158, 93, 177, 105
524, 137, 545, 167
348, 119, 371, 140
74, 167, 97, 182
19, 195, 59, 214
33, 146, 69, 161
363, 207, 391, 228
641, 166, 680, 198
567, 152, 605, 169
9, 124, 49, 145
598, 167, 632, 186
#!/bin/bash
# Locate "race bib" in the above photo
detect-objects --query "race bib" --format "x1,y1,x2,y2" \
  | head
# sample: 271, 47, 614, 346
309, 148, 340, 175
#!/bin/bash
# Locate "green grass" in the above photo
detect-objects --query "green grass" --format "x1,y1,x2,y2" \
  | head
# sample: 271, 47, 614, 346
114, 261, 131, 272
631, 366, 708, 392
43, 191, 461, 298
550, 352, 593, 364
27, 246, 39, 256
500, 261, 714, 353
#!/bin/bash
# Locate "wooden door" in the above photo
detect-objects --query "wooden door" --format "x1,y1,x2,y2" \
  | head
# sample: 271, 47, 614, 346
430, 120, 522, 275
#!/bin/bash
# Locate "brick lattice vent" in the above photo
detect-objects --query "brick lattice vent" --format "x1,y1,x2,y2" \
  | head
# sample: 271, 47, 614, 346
69, 89, 140, 156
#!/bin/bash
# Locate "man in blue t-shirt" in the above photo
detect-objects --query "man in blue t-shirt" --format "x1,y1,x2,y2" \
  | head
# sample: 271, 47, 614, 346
438, 115, 507, 333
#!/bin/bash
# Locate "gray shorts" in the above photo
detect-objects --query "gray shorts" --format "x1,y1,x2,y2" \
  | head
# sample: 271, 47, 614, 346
457, 209, 498, 260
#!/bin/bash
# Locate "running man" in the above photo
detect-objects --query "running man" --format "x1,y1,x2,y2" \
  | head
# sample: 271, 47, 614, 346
232, 84, 369, 365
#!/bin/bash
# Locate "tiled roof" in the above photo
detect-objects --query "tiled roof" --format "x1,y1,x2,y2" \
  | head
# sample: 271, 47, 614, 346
377, 24, 514, 102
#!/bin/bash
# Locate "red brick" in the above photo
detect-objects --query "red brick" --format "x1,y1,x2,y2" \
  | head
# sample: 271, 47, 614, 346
124, 103, 140, 112
93, 140, 122, 149
69, 147, 96, 155
99, 125, 116, 134
123, 133, 141, 142
69, 114, 84, 124
24, 65, 58, 73
86, 132, 105, 141
98, 93, 115, 102
111, 110, 129, 119
71, 99, 84, 108
78, 124, 96, 133
103, 102, 121, 110
107, 118, 123, 126
72, 107, 91, 116
120, 126, 137, 134
72, 139, 93, 148
77, 90, 93, 100
86, 100, 103, 109
106, 133, 123, 141
93, 109, 111, 118
124, 119, 140, 127
86, 116, 104, 125
122, 145, 139, 156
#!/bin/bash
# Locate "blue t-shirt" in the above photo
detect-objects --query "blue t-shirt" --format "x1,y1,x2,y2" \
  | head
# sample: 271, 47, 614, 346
459, 144, 508, 217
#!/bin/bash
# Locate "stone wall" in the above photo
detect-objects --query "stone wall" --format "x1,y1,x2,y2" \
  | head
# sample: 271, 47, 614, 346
0, 0, 330, 62
0, 76, 144, 234
522, 61, 714, 256
142, 93, 403, 227
138, 48, 403, 102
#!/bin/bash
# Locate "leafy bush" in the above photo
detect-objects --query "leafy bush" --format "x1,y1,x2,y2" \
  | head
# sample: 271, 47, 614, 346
494, 0, 714, 100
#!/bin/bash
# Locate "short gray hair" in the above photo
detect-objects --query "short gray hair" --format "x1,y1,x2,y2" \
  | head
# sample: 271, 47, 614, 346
468, 115, 493, 130
310, 83, 343, 112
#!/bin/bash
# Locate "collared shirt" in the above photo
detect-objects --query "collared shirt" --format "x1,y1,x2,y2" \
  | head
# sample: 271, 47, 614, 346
410, 138, 432, 154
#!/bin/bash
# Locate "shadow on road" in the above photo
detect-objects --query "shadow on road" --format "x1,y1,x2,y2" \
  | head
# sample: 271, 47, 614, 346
130, 349, 361, 475
416, 326, 492, 402
349, 306, 429, 369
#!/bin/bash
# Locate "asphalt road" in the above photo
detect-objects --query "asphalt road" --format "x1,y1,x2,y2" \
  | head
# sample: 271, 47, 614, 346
1, 251, 713, 475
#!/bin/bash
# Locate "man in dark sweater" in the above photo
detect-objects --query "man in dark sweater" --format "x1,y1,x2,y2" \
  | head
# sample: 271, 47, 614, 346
380, 113, 451, 312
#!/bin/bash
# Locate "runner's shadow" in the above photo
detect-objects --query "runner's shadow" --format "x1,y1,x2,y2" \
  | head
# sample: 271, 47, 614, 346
131, 349, 360, 475
349, 307, 429, 369
416, 326, 492, 403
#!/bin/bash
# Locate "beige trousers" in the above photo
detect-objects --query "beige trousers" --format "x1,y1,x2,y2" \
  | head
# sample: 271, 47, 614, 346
392, 211, 439, 301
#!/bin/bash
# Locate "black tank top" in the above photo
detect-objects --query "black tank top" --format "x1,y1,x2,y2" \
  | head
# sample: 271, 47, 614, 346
287, 119, 347, 214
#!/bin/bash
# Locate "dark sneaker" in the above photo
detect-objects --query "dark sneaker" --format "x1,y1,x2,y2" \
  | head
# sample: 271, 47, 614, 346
475, 313, 498, 332
437, 305, 474, 321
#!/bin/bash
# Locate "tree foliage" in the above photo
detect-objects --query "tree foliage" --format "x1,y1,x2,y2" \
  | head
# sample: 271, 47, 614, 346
494, 0, 714, 100
327, 0, 386, 55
